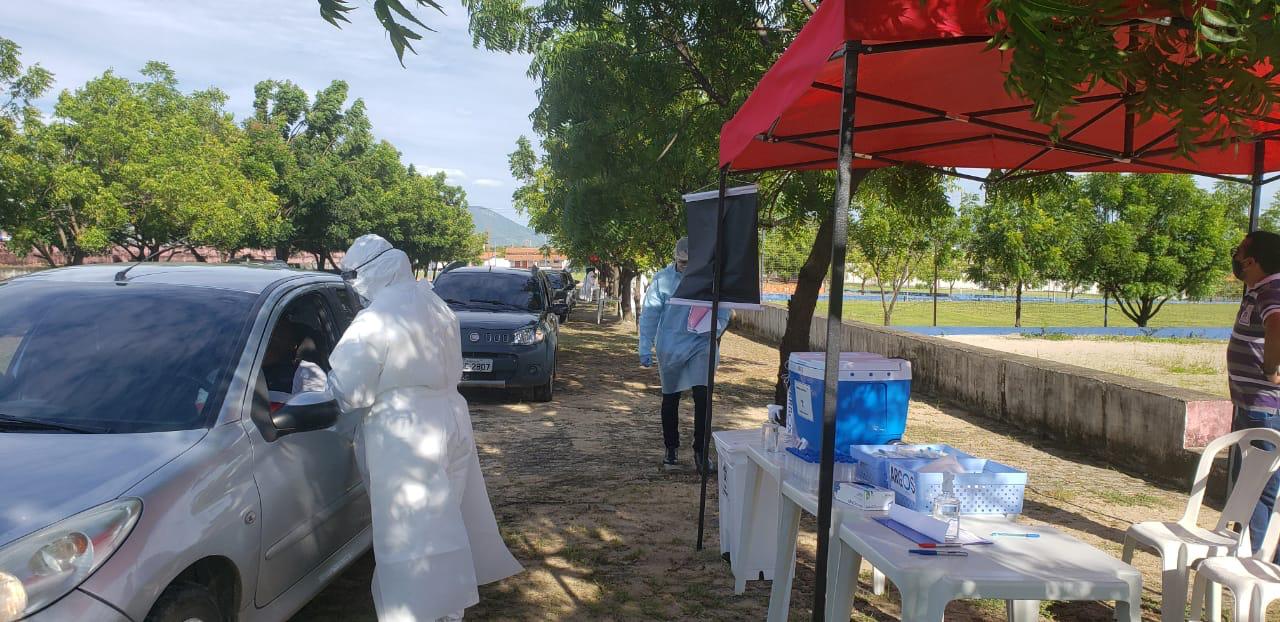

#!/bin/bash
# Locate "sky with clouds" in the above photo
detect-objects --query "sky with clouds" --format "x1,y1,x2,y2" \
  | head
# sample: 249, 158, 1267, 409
0, 0, 539, 225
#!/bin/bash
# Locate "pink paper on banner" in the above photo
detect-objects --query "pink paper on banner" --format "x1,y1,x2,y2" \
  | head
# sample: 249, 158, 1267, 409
687, 306, 712, 334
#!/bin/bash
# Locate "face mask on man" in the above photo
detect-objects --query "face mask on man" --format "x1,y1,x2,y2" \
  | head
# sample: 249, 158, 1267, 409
1233, 256, 1246, 280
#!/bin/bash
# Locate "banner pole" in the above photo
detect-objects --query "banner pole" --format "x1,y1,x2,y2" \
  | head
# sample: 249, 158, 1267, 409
696, 167, 729, 551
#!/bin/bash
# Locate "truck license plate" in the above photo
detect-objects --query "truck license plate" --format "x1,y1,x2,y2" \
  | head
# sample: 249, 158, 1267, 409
463, 358, 493, 373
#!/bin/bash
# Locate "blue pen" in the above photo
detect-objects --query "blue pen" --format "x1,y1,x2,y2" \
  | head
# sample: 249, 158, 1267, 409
989, 532, 1040, 538
909, 549, 968, 557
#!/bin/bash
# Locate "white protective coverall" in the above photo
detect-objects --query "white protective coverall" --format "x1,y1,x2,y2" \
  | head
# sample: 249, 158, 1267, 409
328, 234, 522, 621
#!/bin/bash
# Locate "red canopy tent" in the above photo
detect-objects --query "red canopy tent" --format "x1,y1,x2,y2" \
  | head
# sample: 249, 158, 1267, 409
705, 1, 1280, 619
721, 0, 1280, 185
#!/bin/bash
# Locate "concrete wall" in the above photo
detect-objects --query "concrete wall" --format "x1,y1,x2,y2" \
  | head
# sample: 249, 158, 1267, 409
0, 266, 42, 281
732, 305, 1232, 483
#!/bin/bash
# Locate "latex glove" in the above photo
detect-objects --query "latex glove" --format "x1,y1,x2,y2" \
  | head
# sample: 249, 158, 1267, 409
640, 353, 654, 368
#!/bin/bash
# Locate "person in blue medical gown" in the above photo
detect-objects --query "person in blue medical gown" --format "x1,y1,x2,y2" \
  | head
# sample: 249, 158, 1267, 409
638, 237, 730, 473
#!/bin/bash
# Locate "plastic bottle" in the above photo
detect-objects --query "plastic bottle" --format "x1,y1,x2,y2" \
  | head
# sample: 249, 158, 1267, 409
933, 472, 961, 543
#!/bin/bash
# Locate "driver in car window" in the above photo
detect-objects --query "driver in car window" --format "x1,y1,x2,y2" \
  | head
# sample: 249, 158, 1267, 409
262, 321, 328, 406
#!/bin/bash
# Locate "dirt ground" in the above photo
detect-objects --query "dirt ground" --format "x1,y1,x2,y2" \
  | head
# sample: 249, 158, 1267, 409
943, 334, 1229, 398
295, 310, 1230, 621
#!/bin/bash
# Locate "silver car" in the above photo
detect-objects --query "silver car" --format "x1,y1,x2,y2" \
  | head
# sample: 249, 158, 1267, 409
0, 264, 371, 622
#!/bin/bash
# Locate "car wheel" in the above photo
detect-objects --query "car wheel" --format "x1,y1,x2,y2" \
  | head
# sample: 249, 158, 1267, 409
528, 355, 555, 402
145, 582, 223, 622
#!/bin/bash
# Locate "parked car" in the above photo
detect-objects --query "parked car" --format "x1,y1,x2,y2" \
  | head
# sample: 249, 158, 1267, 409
543, 270, 576, 322
0, 264, 370, 622
432, 266, 564, 401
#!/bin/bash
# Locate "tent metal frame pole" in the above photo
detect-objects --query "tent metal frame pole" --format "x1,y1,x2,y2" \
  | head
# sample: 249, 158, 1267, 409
695, 167, 729, 551
813, 39, 860, 622
1251, 140, 1266, 232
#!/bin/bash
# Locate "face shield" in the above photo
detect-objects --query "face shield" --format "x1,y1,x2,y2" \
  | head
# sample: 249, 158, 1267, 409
674, 237, 689, 273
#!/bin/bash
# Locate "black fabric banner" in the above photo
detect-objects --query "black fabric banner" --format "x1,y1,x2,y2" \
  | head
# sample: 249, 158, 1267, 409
672, 185, 761, 308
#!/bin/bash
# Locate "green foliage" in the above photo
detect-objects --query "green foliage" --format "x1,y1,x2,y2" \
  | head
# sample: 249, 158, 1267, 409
850, 166, 955, 325
496, 0, 817, 278
1, 39, 479, 269
966, 173, 1078, 326
986, 0, 1280, 153
4, 59, 283, 264
0, 38, 52, 125
374, 171, 484, 270
762, 220, 816, 280
1073, 173, 1233, 326
317, 0, 443, 64
244, 79, 385, 264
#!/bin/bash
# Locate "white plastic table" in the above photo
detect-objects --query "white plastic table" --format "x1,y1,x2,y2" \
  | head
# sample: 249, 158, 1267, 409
735, 442, 783, 594
828, 513, 1144, 622
736, 445, 885, 622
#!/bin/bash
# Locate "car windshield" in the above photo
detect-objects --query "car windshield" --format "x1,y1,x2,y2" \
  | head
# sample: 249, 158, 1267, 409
0, 281, 256, 433
434, 272, 544, 312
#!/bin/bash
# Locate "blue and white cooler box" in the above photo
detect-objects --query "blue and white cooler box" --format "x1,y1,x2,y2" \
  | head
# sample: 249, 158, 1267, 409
786, 352, 910, 460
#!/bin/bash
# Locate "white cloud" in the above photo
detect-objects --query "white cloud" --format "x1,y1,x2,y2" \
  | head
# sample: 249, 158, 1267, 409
474, 178, 503, 187
422, 167, 468, 181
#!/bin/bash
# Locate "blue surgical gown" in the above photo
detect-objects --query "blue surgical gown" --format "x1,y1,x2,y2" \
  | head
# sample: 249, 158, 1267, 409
638, 264, 731, 394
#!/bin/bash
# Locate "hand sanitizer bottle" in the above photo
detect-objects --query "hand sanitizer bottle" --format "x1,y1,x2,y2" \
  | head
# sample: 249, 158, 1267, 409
932, 472, 961, 543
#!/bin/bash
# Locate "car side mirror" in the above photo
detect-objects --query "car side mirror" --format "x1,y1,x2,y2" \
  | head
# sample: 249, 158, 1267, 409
551, 302, 569, 316
271, 391, 340, 438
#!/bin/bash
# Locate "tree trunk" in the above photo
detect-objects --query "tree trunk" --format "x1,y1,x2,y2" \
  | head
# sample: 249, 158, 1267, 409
859, 276, 866, 295
775, 210, 835, 407
772, 170, 869, 408
275, 244, 290, 262
619, 267, 637, 319
1014, 281, 1023, 328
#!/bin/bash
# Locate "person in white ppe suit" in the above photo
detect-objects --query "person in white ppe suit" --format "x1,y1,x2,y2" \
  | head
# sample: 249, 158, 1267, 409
327, 234, 522, 621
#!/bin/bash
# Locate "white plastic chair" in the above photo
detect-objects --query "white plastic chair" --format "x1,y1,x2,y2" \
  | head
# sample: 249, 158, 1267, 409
1121, 428, 1280, 622
1189, 506, 1280, 622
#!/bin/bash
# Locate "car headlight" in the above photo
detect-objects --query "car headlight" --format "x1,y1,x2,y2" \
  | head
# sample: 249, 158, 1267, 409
511, 326, 545, 345
0, 498, 141, 621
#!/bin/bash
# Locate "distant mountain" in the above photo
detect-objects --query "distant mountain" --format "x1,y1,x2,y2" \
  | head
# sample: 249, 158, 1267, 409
468, 205, 546, 247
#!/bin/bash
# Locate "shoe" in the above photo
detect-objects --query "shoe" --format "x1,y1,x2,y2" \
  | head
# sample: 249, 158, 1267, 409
694, 450, 715, 475
663, 447, 679, 470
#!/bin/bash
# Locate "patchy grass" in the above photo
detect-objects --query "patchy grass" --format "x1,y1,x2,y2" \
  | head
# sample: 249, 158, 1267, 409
1019, 333, 1226, 345
1148, 354, 1221, 375
1096, 491, 1165, 508
1020, 331, 1075, 341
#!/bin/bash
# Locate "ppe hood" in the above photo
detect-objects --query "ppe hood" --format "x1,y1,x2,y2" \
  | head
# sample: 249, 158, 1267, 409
341, 234, 414, 302
0, 430, 205, 547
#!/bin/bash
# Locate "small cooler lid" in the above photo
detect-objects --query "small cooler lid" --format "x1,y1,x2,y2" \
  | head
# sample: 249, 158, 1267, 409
788, 352, 911, 381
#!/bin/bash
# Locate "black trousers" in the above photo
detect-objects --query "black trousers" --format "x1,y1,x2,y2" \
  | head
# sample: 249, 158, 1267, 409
661, 385, 708, 451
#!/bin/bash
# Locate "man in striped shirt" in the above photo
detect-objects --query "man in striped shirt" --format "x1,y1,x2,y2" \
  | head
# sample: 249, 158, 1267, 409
1228, 230, 1280, 556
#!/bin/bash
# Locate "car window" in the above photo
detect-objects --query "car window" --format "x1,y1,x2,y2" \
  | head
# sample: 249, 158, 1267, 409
433, 272, 545, 312
545, 272, 564, 288
332, 287, 359, 332
254, 292, 336, 420
0, 282, 255, 433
